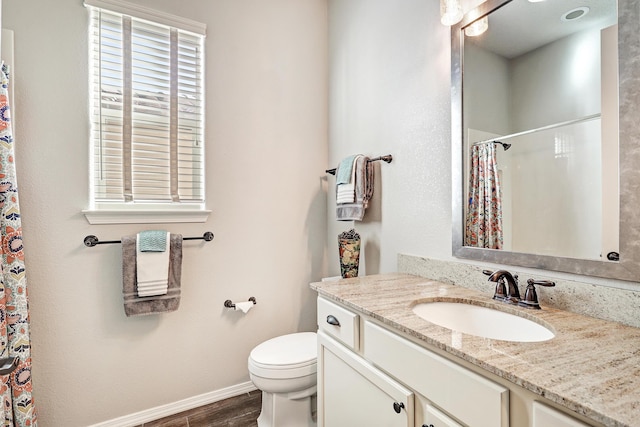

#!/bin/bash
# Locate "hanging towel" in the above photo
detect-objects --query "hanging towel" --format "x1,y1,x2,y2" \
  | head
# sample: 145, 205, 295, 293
122, 234, 183, 316
336, 154, 358, 184
138, 229, 169, 252
336, 155, 361, 204
136, 230, 170, 296
336, 155, 374, 221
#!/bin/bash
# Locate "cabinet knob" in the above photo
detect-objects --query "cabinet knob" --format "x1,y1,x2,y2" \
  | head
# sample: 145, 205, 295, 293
326, 315, 341, 326
393, 401, 405, 413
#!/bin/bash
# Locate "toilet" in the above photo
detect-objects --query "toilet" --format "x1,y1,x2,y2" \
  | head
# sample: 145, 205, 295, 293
248, 332, 317, 427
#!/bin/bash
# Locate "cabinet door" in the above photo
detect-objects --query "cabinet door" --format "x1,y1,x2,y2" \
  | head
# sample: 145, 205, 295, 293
318, 332, 414, 427
364, 321, 508, 427
532, 402, 590, 427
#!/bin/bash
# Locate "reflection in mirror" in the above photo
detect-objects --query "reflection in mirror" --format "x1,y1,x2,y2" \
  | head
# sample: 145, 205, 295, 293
451, 0, 640, 281
461, 0, 618, 261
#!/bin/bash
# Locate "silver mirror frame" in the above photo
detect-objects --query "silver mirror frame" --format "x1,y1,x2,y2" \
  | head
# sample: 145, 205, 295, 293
452, 0, 640, 282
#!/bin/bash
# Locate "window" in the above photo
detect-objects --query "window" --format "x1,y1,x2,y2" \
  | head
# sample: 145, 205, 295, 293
83, 0, 209, 224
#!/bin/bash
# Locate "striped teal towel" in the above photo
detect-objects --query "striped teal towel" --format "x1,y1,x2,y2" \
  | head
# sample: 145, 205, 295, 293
138, 230, 168, 252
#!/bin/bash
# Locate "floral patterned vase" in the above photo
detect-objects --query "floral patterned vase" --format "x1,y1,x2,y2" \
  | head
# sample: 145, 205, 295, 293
338, 237, 361, 278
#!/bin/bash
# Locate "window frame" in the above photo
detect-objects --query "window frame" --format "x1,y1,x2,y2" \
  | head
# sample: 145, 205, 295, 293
83, 0, 210, 224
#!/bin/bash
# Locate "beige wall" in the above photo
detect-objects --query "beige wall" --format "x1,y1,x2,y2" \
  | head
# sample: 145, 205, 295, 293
2, 0, 327, 425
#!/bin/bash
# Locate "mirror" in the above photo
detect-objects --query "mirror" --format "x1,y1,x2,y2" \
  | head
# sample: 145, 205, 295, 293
463, 0, 617, 261
452, 0, 640, 281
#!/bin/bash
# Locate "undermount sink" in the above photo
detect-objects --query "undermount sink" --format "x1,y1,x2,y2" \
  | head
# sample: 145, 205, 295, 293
412, 301, 555, 342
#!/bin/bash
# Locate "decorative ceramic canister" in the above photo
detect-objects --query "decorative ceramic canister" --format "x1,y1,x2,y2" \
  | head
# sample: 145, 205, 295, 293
338, 229, 361, 278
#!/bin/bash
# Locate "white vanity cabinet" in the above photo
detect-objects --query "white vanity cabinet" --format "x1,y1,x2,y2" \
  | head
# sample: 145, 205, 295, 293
364, 321, 508, 427
316, 296, 598, 427
317, 297, 505, 427
317, 298, 414, 426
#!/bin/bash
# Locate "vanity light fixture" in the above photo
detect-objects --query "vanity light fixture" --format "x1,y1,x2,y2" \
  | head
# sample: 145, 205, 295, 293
465, 16, 488, 37
440, 0, 463, 26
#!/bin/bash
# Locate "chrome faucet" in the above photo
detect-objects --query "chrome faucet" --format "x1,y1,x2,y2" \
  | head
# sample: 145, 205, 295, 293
484, 269, 520, 304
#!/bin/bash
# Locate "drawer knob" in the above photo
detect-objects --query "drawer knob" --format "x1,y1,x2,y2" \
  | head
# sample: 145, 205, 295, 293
326, 315, 341, 326
393, 401, 405, 414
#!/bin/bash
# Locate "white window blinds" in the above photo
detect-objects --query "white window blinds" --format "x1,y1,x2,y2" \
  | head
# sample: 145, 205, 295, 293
87, 1, 205, 206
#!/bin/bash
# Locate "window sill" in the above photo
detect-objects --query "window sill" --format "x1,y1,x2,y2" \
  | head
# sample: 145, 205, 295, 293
82, 208, 211, 225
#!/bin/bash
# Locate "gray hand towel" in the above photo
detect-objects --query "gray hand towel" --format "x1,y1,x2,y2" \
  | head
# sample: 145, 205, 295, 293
122, 233, 183, 316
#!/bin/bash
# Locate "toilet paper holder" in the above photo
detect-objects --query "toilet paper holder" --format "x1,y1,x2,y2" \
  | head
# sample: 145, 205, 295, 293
224, 297, 257, 309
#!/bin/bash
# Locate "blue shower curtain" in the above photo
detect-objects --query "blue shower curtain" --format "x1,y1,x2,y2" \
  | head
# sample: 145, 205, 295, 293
0, 64, 37, 426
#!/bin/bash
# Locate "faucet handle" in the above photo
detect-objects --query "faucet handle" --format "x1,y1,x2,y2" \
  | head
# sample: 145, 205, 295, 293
528, 279, 555, 287
493, 278, 507, 301
519, 279, 556, 309
483, 269, 508, 300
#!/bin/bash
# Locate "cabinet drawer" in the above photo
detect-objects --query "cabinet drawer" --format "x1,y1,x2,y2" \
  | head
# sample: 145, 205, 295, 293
317, 297, 359, 350
424, 403, 464, 427
533, 402, 590, 427
364, 321, 508, 427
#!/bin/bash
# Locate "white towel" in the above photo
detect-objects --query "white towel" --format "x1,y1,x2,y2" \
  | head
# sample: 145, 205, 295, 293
137, 286, 169, 297
336, 183, 355, 203
136, 231, 170, 296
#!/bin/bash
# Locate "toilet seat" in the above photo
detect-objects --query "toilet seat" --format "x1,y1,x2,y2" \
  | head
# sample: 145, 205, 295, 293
249, 332, 317, 379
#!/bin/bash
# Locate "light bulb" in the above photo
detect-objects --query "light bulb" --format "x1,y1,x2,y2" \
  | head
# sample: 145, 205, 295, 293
465, 16, 488, 37
440, 0, 463, 26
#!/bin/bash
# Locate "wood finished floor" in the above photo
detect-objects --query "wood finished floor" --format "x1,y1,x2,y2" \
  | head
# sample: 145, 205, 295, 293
137, 390, 261, 427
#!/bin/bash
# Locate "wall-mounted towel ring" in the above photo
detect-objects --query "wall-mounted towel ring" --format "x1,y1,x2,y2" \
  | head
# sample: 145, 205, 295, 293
224, 297, 257, 309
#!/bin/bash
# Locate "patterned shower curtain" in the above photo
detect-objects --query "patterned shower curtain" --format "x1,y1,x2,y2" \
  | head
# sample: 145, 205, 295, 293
0, 65, 37, 426
465, 142, 503, 249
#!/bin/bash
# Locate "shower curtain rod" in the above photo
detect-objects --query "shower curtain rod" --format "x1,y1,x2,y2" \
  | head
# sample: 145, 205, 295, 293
470, 113, 601, 146
325, 154, 393, 175
472, 140, 512, 150
83, 232, 214, 247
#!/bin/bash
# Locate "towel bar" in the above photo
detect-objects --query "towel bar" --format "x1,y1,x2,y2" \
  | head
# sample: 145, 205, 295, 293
84, 232, 214, 247
325, 154, 392, 175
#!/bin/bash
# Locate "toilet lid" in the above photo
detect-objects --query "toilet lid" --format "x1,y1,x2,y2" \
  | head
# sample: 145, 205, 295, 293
250, 332, 317, 368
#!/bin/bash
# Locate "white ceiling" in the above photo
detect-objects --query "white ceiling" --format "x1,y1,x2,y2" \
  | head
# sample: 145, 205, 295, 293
466, 0, 617, 59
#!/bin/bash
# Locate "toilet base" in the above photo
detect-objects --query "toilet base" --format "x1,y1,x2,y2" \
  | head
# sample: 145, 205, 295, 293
257, 389, 317, 427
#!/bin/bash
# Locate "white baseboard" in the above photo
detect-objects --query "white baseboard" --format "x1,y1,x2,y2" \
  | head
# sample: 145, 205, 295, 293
88, 381, 257, 427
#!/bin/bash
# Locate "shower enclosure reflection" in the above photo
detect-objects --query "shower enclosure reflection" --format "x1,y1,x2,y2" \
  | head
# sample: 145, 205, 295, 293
462, 0, 618, 261
465, 116, 605, 260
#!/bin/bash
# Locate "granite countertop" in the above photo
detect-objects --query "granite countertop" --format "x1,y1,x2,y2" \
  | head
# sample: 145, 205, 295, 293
310, 273, 640, 427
